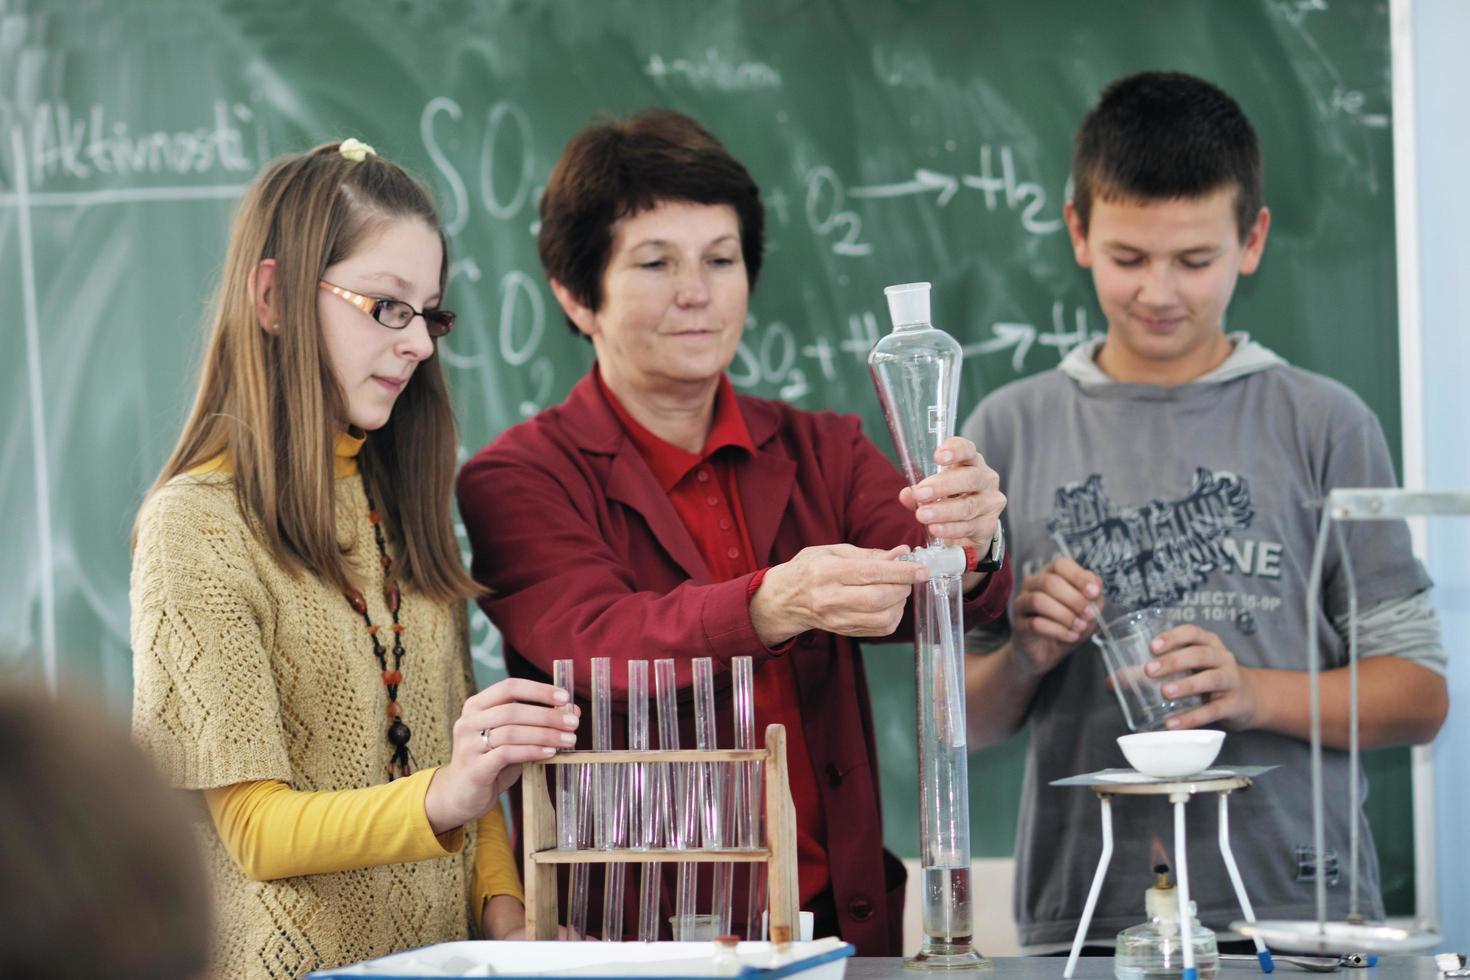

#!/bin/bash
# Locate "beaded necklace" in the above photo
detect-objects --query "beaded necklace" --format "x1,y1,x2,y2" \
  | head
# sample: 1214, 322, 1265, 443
344, 480, 413, 781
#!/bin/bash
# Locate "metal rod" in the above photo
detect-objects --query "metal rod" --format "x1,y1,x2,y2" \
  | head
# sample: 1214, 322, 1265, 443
1217, 792, 1271, 964
1064, 795, 1113, 979
1332, 521, 1361, 922
1174, 796, 1197, 980
1304, 508, 1333, 929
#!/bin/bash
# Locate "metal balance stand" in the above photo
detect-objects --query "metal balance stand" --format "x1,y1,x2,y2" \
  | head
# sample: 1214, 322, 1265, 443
519, 722, 800, 943
1232, 489, 1469, 955
1054, 769, 1275, 980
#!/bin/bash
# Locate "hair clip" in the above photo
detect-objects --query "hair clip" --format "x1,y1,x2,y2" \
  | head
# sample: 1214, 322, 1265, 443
339, 138, 376, 162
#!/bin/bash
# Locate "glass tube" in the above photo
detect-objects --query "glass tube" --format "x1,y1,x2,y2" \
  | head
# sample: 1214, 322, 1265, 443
928, 575, 968, 750
870, 285, 985, 967
733, 656, 766, 940
868, 285, 968, 747
628, 661, 660, 942
910, 573, 986, 968
655, 659, 697, 935
555, 659, 591, 941
553, 660, 577, 851
569, 762, 592, 941
693, 657, 731, 936
592, 658, 624, 940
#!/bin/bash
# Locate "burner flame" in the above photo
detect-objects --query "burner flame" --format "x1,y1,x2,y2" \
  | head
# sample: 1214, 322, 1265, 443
1149, 835, 1171, 876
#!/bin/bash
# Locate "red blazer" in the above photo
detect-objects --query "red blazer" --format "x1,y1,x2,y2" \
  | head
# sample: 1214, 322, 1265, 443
457, 371, 1011, 954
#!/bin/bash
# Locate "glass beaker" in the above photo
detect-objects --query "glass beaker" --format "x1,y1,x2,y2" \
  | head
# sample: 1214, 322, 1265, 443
1095, 608, 1201, 732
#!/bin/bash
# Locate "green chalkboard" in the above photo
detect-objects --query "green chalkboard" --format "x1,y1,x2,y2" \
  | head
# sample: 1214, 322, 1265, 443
0, 0, 1413, 912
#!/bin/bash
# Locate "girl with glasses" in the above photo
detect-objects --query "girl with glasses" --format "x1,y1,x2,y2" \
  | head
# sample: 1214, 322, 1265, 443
130, 140, 575, 977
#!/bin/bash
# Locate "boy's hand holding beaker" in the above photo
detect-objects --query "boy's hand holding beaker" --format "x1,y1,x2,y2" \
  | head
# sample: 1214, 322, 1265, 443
1145, 624, 1263, 733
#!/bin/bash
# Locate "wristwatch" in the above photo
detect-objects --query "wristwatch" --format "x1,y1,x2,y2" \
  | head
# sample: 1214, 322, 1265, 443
976, 523, 1005, 573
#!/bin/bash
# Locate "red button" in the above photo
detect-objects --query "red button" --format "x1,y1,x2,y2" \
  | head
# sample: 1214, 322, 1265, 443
706, 495, 719, 506
697, 470, 710, 482
727, 547, 740, 559
719, 519, 732, 530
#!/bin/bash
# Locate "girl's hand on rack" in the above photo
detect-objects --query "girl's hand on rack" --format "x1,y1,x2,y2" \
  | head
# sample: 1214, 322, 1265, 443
425, 679, 581, 834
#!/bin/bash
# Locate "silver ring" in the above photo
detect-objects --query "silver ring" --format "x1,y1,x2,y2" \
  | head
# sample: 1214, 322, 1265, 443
479, 728, 490, 751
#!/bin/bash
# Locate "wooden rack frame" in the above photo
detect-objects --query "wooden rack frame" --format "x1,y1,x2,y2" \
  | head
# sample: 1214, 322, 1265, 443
521, 723, 799, 941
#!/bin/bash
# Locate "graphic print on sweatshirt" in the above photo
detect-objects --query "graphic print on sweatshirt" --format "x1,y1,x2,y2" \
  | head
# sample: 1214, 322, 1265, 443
1046, 468, 1279, 632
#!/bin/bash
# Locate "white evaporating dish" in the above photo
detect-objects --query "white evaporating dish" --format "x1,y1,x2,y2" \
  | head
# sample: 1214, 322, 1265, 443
1116, 729, 1225, 778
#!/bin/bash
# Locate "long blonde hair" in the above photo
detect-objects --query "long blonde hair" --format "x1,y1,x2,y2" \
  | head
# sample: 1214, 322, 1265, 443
140, 142, 478, 604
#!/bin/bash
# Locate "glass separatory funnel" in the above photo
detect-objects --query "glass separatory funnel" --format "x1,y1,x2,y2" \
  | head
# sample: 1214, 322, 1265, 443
870, 281, 989, 971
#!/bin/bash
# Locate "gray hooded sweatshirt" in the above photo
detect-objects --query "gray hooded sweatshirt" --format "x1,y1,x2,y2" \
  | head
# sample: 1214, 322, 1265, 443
962, 334, 1441, 950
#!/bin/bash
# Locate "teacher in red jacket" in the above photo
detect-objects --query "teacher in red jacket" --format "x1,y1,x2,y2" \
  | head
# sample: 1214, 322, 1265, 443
456, 108, 1011, 954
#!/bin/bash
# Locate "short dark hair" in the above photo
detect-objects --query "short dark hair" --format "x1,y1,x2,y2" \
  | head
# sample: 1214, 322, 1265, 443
1072, 71, 1263, 240
537, 109, 765, 335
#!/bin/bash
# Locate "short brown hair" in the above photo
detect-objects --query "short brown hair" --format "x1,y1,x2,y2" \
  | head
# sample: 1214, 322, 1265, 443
139, 142, 478, 604
538, 109, 765, 334
1073, 71, 1264, 241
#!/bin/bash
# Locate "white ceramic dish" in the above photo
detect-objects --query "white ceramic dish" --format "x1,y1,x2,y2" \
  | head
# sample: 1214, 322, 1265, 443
1117, 729, 1224, 778
307, 937, 855, 979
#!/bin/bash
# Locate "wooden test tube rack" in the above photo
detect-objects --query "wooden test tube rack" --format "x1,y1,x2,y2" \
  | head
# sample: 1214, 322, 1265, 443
521, 722, 800, 942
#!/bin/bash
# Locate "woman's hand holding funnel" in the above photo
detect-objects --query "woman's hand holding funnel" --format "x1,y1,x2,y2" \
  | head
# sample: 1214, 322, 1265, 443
898, 436, 1005, 551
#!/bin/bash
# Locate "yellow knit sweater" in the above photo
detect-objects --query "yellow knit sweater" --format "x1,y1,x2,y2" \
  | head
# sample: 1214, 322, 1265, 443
131, 443, 517, 978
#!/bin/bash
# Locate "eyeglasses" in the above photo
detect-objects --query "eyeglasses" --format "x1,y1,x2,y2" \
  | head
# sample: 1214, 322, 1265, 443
319, 280, 457, 337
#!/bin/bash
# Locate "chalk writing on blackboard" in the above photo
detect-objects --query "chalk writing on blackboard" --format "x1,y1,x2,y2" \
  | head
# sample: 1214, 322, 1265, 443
421, 97, 537, 236
731, 313, 811, 401
849, 145, 1063, 235
496, 269, 544, 369
805, 165, 873, 257
962, 303, 1101, 372
643, 50, 782, 91
11, 101, 256, 186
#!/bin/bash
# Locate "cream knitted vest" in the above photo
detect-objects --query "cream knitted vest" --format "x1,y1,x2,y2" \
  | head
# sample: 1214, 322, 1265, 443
131, 467, 476, 979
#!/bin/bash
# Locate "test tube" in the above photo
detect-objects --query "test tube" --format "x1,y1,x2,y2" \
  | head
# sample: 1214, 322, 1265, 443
732, 656, 766, 939
569, 763, 592, 940
592, 658, 625, 940
656, 658, 699, 934
628, 661, 660, 942
628, 660, 650, 846
556, 659, 591, 942
553, 660, 577, 851
693, 657, 731, 935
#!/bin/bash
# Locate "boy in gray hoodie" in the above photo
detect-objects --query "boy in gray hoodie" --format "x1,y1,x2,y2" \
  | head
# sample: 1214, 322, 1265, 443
961, 70, 1447, 953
